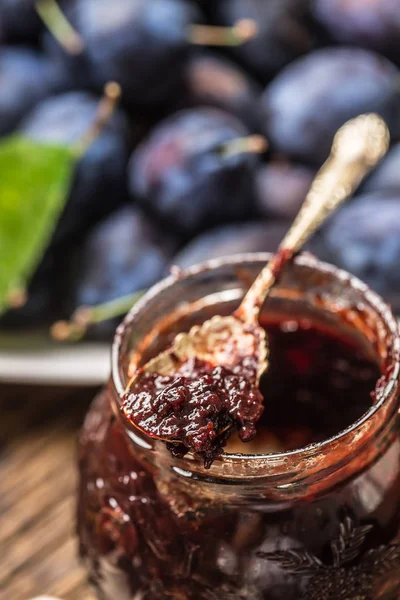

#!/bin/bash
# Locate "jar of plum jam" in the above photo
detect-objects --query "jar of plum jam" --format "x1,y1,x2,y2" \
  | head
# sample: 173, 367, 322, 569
78, 254, 400, 600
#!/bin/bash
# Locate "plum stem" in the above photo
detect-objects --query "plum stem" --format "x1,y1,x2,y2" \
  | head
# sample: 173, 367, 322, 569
221, 134, 268, 158
73, 290, 145, 326
50, 320, 86, 342
73, 82, 122, 157
35, 0, 85, 55
188, 19, 258, 46
51, 290, 144, 342
6, 287, 28, 309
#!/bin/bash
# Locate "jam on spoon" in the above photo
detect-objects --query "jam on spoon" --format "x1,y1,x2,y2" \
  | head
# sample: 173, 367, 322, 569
123, 356, 263, 468
122, 113, 389, 467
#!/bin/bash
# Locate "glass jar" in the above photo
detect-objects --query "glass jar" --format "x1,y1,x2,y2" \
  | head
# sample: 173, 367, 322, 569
77, 254, 400, 600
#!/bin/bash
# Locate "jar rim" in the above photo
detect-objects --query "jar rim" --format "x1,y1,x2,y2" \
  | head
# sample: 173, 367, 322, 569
111, 253, 400, 471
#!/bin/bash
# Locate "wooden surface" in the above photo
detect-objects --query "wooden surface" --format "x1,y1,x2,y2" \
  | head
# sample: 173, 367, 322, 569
0, 383, 99, 600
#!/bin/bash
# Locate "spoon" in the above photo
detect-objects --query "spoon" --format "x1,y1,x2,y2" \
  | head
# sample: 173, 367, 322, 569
124, 113, 389, 443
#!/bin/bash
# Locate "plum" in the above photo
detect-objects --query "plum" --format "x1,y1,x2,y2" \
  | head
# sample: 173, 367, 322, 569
177, 52, 264, 133
44, 0, 201, 106
173, 221, 291, 269
262, 47, 400, 164
129, 108, 262, 237
313, 0, 400, 60
363, 142, 400, 194
322, 192, 400, 310
0, 48, 65, 136
256, 160, 315, 219
70, 206, 178, 325
20, 91, 132, 246
212, 0, 314, 82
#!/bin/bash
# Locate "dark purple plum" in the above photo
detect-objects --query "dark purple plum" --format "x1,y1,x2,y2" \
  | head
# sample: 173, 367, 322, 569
20, 91, 132, 246
129, 108, 262, 237
313, 0, 400, 60
0, 0, 42, 43
173, 221, 290, 269
0, 48, 65, 136
363, 143, 400, 194
69, 207, 178, 336
256, 160, 315, 219
45, 0, 201, 106
177, 52, 264, 133
322, 193, 400, 310
212, 0, 314, 81
262, 47, 400, 164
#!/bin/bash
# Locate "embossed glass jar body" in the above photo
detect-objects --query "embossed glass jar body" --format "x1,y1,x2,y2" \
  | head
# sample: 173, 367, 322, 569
77, 254, 400, 600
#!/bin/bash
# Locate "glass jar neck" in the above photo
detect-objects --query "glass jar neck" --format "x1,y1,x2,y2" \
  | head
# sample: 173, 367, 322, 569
110, 383, 399, 506
110, 254, 400, 504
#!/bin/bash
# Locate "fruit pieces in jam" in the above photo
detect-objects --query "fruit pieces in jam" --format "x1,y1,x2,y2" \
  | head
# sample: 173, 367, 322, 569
122, 356, 264, 468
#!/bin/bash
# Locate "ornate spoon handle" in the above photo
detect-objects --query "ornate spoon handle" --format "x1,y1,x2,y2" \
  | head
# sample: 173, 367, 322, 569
236, 113, 390, 324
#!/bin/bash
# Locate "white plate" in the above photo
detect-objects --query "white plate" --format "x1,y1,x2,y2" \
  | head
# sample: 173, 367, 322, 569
0, 332, 110, 386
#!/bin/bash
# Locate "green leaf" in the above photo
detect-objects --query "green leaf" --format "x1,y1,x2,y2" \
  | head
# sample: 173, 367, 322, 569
0, 135, 76, 314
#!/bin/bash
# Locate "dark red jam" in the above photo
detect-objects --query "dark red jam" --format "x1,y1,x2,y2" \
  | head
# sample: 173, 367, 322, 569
122, 357, 264, 468
122, 318, 378, 466
78, 316, 400, 600
229, 317, 380, 453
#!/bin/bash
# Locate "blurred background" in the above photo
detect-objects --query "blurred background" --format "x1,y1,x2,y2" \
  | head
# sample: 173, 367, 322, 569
1, 0, 400, 598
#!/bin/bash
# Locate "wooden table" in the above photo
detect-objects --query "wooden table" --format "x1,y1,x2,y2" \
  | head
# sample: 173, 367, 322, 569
0, 383, 99, 600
